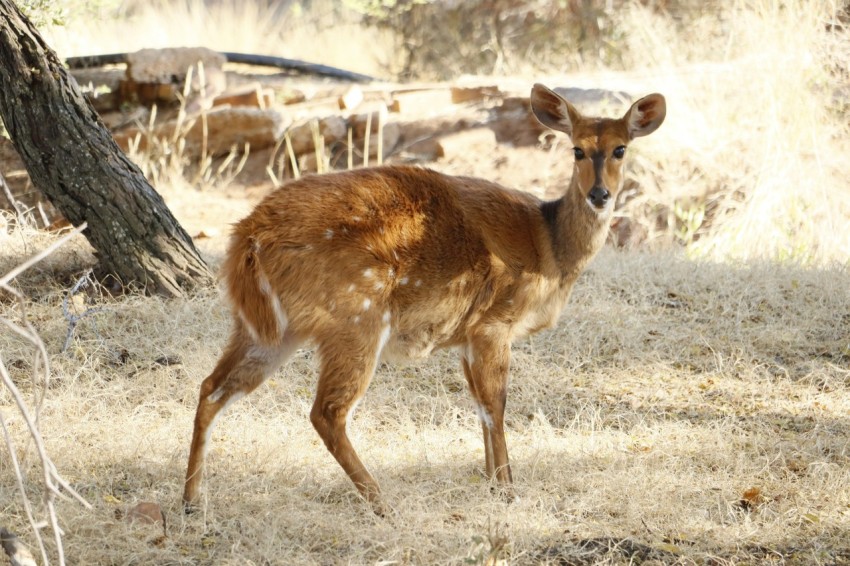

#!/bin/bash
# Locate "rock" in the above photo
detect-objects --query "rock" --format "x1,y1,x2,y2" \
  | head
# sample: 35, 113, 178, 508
125, 502, 164, 527
119, 47, 227, 109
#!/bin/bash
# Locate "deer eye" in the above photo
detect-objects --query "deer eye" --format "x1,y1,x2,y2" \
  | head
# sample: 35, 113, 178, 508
573, 147, 586, 160
613, 145, 626, 159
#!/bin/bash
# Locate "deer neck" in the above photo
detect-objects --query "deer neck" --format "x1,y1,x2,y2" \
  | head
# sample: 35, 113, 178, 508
543, 177, 613, 282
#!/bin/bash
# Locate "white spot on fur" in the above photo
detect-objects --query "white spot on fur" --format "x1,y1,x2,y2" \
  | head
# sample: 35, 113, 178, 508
352, 216, 362, 222
258, 271, 273, 295
353, 315, 361, 324
399, 277, 409, 285
325, 229, 334, 239
374, 281, 385, 291
388, 267, 395, 278
363, 268, 373, 278
415, 279, 422, 287
382, 310, 391, 324
347, 283, 356, 293
363, 298, 372, 311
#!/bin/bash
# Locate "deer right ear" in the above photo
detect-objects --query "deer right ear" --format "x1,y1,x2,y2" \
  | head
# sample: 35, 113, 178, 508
530, 84, 581, 139
624, 93, 666, 139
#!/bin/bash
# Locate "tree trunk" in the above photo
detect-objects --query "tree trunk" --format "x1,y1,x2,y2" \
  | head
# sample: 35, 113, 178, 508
0, 1, 213, 297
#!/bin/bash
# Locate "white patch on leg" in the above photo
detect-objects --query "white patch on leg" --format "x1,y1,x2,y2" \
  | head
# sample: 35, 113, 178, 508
346, 325, 391, 429
202, 390, 246, 458
460, 343, 475, 366
346, 397, 363, 428
208, 386, 224, 403
238, 309, 260, 342
257, 268, 288, 334
475, 402, 494, 429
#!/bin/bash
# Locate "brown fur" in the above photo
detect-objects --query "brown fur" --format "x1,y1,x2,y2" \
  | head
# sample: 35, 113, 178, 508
183, 84, 666, 514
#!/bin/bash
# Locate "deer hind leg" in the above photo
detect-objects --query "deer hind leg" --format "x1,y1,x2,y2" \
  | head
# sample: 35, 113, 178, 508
183, 325, 302, 509
310, 320, 391, 515
461, 334, 514, 495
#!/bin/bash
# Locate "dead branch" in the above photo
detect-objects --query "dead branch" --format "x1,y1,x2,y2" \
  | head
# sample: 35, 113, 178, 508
1, 222, 92, 566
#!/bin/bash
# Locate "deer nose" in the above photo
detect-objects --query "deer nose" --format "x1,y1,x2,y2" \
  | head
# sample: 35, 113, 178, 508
588, 186, 610, 209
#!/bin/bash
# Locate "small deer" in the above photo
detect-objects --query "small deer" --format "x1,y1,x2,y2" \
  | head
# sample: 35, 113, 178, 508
183, 84, 665, 514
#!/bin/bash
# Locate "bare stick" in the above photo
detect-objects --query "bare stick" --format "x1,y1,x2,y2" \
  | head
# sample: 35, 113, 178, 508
1, 418, 49, 565
1, 222, 93, 566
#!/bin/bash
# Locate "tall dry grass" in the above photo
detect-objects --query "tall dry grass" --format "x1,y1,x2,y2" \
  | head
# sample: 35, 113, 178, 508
42, 0, 397, 78
609, 1, 850, 266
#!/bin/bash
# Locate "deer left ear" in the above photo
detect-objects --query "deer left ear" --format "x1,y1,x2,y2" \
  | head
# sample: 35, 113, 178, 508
530, 83, 582, 139
624, 93, 666, 139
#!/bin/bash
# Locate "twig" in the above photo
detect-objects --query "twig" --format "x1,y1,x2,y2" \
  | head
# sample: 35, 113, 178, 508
0, 170, 25, 218
61, 269, 107, 353
1, 417, 49, 565
1, 222, 93, 566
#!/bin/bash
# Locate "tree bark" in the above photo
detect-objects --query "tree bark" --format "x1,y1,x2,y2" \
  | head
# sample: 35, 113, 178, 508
0, 1, 213, 297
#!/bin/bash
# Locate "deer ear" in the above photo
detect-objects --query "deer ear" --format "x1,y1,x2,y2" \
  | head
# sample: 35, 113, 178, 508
625, 93, 666, 139
530, 84, 581, 139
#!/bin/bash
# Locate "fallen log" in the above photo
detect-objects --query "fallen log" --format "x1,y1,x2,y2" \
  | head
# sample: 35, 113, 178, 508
66, 51, 376, 83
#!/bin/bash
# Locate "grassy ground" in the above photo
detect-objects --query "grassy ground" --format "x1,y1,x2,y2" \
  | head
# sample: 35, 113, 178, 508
1, 229, 848, 564
2, 1, 850, 564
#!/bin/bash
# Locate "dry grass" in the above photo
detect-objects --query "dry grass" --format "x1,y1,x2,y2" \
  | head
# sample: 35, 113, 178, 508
606, 1, 850, 266
2, 218, 848, 563
3, 1, 849, 563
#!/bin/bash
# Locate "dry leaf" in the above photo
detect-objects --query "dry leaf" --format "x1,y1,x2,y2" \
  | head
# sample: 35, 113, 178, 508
739, 487, 765, 510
